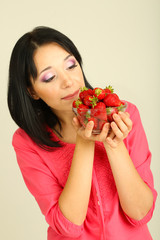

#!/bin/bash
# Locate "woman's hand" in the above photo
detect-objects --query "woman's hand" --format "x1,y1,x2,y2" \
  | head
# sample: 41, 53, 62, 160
72, 111, 132, 146
105, 111, 132, 148
72, 116, 110, 143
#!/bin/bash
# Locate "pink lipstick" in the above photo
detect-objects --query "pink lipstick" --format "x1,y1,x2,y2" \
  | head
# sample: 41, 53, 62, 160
62, 89, 79, 100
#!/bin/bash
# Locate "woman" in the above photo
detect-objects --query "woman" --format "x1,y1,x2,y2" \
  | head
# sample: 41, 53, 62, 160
8, 26, 157, 240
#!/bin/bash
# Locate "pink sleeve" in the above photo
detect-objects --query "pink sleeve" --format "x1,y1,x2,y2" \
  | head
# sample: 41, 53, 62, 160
123, 102, 157, 226
12, 131, 84, 238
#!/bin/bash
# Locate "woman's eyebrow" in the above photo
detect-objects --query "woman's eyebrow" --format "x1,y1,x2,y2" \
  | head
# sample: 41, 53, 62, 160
64, 54, 72, 61
39, 66, 52, 76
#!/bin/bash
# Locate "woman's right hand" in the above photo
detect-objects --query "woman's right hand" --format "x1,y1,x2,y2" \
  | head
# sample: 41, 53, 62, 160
72, 116, 110, 143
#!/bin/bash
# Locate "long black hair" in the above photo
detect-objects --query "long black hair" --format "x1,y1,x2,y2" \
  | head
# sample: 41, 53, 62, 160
7, 26, 93, 150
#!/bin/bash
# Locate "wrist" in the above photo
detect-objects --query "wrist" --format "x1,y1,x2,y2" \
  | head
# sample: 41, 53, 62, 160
76, 134, 95, 146
103, 140, 125, 153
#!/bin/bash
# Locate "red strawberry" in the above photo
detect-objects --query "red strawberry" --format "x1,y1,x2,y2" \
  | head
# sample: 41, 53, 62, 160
79, 87, 88, 100
72, 99, 82, 108
77, 114, 86, 127
84, 111, 98, 130
83, 95, 98, 107
104, 85, 114, 95
72, 100, 77, 108
106, 107, 118, 122
93, 88, 105, 100
120, 101, 125, 106
77, 104, 88, 115
86, 88, 93, 95
103, 93, 121, 107
98, 119, 106, 130
93, 101, 106, 109
79, 87, 93, 101
87, 117, 98, 130
91, 102, 107, 121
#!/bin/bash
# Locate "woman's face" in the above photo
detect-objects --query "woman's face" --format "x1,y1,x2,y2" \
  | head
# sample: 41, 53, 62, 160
30, 43, 85, 113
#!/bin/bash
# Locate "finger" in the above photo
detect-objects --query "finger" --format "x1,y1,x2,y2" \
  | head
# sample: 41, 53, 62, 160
106, 136, 117, 148
84, 121, 94, 138
118, 112, 132, 131
72, 117, 81, 130
124, 111, 130, 117
105, 124, 123, 148
113, 113, 129, 135
99, 123, 110, 140
110, 121, 124, 139
107, 127, 116, 139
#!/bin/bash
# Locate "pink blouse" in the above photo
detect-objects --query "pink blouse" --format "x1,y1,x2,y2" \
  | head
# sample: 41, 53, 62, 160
12, 101, 157, 240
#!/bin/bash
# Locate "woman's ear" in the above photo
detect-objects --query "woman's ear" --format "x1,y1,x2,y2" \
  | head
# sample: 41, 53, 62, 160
27, 87, 40, 100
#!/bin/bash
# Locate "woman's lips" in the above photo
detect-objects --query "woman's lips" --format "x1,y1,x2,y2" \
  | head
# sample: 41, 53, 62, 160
62, 89, 79, 100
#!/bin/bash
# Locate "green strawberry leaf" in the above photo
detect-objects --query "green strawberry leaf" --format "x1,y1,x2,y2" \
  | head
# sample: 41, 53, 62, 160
80, 86, 88, 92
117, 104, 125, 111
91, 96, 98, 108
106, 107, 112, 114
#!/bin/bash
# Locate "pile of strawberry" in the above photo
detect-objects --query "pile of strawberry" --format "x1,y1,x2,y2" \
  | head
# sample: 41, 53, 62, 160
72, 85, 127, 133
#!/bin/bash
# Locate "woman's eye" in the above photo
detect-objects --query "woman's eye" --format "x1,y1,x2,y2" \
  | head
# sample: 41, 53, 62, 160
41, 73, 56, 83
67, 64, 78, 70
66, 59, 78, 70
44, 77, 54, 82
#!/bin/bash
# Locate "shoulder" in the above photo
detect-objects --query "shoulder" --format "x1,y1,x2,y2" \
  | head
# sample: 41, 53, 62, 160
124, 100, 142, 124
12, 128, 36, 151
125, 100, 138, 115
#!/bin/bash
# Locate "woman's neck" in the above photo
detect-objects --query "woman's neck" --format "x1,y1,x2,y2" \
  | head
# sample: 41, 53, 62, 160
53, 112, 77, 144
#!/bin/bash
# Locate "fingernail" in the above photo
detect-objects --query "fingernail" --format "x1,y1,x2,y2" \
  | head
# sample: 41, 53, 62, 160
118, 111, 123, 115
105, 123, 109, 129
88, 121, 93, 126
73, 117, 76, 122
72, 118, 77, 125
113, 114, 118, 119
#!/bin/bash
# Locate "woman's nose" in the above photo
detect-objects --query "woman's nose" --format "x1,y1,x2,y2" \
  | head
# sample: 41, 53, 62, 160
60, 72, 73, 88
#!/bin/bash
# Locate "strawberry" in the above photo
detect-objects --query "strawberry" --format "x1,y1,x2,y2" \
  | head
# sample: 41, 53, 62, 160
104, 85, 114, 95
77, 114, 86, 127
87, 117, 98, 130
93, 88, 105, 100
77, 104, 88, 115
86, 88, 93, 96
72, 99, 82, 108
117, 103, 126, 111
119, 101, 125, 106
98, 119, 106, 130
79, 87, 93, 101
93, 101, 106, 109
91, 102, 107, 121
84, 111, 98, 130
83, 95, 98, 107
79, 87, 88, 100
72, 100, 77, 108
72, 84, 126, 133
106, 107, 118, 122
103, 93, 121, 107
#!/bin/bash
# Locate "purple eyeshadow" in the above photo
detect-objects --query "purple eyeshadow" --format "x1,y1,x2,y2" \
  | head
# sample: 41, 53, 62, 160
41, 72, 54, 82
66, 59, 76, 68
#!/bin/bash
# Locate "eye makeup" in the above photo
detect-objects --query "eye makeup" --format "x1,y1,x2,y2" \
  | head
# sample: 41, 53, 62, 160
38, 56, 78, 82
40, 72, 56, 83
66, 58, 77, 69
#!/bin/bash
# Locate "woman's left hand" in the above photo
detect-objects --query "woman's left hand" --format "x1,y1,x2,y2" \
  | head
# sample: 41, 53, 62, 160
104, 111, 132, 148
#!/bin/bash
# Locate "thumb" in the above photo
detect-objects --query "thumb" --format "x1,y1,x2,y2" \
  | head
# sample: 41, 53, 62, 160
72, 117, 81, 130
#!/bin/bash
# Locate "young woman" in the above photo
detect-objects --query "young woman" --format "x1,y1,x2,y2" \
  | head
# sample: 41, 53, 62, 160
8, 26, 157, 240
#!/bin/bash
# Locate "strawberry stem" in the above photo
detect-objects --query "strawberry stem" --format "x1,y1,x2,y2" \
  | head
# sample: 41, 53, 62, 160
91, 96, 98, 108
95, 88, 102, 96
75, 99, 83, 107
80, 86, 88, 92
105, 85, 114, 93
